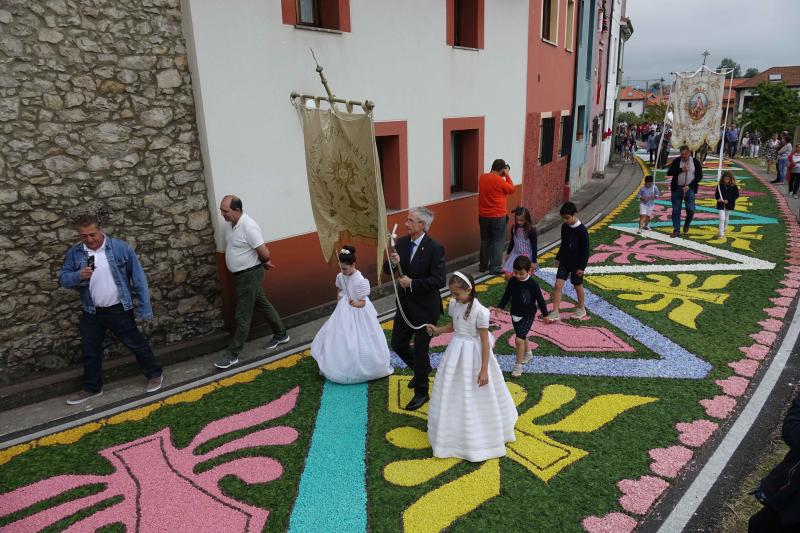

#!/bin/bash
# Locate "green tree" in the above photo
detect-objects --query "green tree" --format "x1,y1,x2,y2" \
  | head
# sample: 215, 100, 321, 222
744, 67, 759, 78
616, 111, 640, 126
717, 57, 742, 78
742, 82, 800, 136
641, 103, 668, 125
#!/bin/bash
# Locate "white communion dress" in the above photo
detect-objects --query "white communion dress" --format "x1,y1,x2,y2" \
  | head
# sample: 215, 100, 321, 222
427, 298, 519, 462
310, 271, 393, 384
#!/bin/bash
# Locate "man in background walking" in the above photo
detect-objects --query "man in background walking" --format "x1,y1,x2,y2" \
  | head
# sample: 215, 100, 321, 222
215, 195, 289, 369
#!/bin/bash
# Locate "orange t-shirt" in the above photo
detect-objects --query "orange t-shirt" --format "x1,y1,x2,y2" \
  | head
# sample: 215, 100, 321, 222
478, 172, 515, 218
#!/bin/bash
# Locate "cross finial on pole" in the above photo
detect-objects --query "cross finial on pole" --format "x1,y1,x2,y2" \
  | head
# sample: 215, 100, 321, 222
701, 50, 711, 66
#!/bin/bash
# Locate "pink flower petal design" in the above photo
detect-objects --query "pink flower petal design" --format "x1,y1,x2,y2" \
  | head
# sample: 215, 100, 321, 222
750, 331, 777, 347
764, 306, 788, 319
617, 476, 670, 515
699, 395, 737, 419
0, 387, 302, 533
777, 287, 799, 298
436, 306, 635, 353
770, 297, 794, 307
648, 446, 693, 478
676, 420, 719, 447
739, 344, 769, 360
729, 358, 760, 377
780, 279, 800, 288
581, 512, 638, 533
758, 319, 783, 332
589, 234, 712, 265
715, 376, 749, 397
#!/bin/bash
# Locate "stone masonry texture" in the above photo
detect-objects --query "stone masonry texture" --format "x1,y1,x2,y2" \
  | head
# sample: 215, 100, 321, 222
0, 0, 223, 383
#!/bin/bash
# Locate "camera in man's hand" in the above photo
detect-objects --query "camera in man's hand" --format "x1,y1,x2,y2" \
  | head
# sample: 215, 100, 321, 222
87, 255, 95, 270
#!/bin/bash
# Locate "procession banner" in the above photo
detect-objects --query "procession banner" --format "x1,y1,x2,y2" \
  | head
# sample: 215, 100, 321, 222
295, 105, 387, 278
670, 69, 726, 152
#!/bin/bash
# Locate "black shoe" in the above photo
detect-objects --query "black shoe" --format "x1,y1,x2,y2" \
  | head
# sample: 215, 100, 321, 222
264, 333, 290, 350
478, 267, 488, 273
407, 377, 417, 389
770, 179, 779, 183
405, 393, 429, 411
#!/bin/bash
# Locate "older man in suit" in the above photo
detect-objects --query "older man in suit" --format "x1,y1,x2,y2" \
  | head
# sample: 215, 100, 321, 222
384, 206, 446, 411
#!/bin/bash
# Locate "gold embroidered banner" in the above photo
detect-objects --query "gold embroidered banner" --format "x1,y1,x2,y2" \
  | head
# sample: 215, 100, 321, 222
296, 105, 387, 277
670, 69, 726, 151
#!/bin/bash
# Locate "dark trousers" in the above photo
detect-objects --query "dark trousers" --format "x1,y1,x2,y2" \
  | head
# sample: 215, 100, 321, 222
229, 267, 286, 355
648, 148, 656, 163
79, 306, 162, 393
789, 172, 800, 194
748, 506, 796, 532
479, 215, 508, 274
671, 188, 696, 233
391, 309, 433, 395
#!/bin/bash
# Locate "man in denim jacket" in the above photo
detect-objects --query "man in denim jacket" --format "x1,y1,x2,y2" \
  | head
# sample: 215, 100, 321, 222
59, 214, 163, 404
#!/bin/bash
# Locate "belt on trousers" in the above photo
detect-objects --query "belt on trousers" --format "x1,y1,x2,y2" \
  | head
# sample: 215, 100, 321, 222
95, 303, 124, 313
233, 264, 262, 276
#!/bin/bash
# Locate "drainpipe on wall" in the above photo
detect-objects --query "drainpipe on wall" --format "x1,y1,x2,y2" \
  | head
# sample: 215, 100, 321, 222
565, 0, 585, 202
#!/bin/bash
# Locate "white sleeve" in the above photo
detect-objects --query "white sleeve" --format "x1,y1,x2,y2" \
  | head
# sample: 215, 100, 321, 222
352, 277, 370, 300
476, 305, 490, 330
335, 273, 345, 291
244, 220, 265, 249
448, 298, 456, 317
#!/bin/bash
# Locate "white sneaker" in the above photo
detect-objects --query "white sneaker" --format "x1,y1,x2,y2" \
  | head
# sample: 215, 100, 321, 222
521, 352, 534, 365
717, 233, 724, 239
511, 363, 524, 378
545, 311, 560, 322
572, 307, 588, 319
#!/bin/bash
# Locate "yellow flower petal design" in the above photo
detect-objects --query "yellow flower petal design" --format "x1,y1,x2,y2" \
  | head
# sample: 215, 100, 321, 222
219, 368, 263, 387
402, 459, 501, 532
0, 444, 32, 466
164, 384, 218, 405
107, 402, 163, 425
384, 457, 461, 487
386, 427, 430, 450
262, 352, 307, 370
38, 423, 103, 446
539, 394, 658, 433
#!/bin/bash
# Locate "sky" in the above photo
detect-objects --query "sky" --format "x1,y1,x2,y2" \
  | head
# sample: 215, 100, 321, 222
623, 0, 800, 88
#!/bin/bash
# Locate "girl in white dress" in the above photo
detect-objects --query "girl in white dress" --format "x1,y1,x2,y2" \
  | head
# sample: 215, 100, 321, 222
426, 271, 518, 462
311, 246, 393, 384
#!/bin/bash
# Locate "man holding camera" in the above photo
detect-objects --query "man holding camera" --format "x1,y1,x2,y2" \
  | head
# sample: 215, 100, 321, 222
214, 195, 289, 369
478, 159, 516, 274
59, 214, 163, 405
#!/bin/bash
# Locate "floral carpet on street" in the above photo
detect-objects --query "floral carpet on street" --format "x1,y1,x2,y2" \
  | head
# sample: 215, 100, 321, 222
1, 158, 796, 532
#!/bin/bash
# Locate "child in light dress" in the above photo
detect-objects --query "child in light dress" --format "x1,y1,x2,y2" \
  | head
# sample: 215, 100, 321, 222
638, 175, 660, 233
502, 206, 538, 278
426, 271, 518, 462
310, 246, 393, 384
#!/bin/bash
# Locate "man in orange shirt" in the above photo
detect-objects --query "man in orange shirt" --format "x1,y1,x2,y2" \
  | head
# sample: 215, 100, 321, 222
478, 159, 516, 274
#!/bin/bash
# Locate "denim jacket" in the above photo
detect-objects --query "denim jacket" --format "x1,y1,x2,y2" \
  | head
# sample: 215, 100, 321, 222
58, 236, 153, 320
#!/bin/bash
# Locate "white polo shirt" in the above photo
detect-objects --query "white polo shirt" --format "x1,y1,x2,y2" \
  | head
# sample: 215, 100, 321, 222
225, 213, 265, 273
85, 239, 121, 307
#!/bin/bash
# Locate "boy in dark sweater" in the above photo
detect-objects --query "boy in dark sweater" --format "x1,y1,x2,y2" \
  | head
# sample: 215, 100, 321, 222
547, 202, 590, 322
494, 255, 548, 377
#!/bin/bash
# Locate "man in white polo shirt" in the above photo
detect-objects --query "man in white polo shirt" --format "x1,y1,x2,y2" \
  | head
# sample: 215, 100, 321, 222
59, 214, 163, 404
215, 195, 289, 369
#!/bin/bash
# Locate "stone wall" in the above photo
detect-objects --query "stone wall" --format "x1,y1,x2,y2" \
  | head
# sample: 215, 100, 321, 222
0, 0, 223, 383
